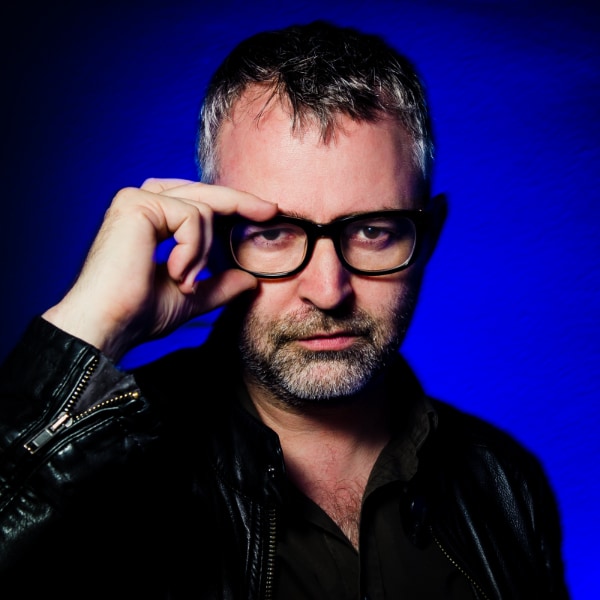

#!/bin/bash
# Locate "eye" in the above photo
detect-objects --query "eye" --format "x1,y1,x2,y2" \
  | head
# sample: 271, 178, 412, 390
346, 219, 399, 247
356, 224, 389, 241
234, 223, 304, 250
343, 216, 416, 253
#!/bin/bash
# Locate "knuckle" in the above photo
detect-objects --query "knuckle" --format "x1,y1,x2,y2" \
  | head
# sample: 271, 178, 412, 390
112, 186, 140, 207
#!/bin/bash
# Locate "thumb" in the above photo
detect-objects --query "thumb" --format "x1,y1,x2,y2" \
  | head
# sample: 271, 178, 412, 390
186, 269, 258, 317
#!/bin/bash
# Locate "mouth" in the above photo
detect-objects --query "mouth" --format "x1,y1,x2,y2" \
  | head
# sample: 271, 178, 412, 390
295, 331, 359, 352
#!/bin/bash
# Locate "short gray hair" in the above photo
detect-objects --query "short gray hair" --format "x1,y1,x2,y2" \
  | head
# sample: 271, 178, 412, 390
197, 20, 434, 186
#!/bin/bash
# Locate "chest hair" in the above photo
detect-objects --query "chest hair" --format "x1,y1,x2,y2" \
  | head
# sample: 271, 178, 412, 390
309, 477, 366, 550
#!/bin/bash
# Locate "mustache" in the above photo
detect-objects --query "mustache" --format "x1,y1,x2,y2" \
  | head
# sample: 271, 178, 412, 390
271, 308, 374, 342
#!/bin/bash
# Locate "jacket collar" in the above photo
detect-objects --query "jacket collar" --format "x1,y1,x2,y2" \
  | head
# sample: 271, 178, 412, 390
202, 346, 434, 506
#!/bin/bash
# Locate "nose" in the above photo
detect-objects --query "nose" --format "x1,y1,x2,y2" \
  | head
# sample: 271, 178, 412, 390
296, 238, 353, 310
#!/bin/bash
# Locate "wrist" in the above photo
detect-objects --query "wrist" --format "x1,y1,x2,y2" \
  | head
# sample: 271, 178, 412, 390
42, 301, 127, 360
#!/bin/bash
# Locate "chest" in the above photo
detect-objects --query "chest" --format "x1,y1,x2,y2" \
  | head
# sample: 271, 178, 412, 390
274, 484, 477, 600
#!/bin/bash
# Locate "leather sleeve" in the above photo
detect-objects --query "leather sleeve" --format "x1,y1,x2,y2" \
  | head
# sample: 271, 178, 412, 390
0, 317, 161, 574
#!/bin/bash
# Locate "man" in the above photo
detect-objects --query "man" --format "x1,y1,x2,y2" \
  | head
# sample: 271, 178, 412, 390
0, 20, 568, 599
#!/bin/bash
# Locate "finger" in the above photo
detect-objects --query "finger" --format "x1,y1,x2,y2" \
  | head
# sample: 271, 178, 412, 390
187, 269, 258, 313
100, 187, 210, 290
157, 181, 278, 223
140, 177, 197, 192
167, 215, 211, 292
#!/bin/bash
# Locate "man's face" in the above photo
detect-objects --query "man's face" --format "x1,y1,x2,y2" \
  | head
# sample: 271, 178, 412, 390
215, 90, 428, 407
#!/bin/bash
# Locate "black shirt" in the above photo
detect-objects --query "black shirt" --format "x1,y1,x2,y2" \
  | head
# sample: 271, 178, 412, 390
272, 393, 477, 599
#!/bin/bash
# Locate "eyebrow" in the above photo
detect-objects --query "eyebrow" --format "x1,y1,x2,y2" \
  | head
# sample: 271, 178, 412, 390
275, 206, 406, 223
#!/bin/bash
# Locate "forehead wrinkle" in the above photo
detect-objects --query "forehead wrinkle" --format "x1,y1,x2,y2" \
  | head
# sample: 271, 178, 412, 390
277, 205, 402, 224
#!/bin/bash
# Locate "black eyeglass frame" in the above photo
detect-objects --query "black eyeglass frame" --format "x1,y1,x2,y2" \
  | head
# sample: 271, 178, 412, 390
223, 209, 429, 279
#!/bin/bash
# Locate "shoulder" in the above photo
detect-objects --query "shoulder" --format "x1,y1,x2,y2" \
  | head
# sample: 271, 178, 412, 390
424, 397, 555, 502
419, 400, 567, 597
429, 398, 533, 458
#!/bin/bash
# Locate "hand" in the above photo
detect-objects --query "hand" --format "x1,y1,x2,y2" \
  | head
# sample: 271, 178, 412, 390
42, 178, 277, 360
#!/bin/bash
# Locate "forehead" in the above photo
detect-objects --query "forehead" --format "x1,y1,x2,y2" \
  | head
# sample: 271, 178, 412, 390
216, 88, 424, 220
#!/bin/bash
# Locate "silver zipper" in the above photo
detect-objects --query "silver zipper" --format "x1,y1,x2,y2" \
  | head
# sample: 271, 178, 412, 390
24, 411, 75, 454
432, 528, 490, 600
23, 357, 139, 455
262, 506, 277, 600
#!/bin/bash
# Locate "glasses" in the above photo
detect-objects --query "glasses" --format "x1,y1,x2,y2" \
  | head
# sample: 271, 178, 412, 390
224, 210, 428, 278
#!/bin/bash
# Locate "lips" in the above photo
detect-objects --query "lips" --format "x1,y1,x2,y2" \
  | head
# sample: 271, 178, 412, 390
295, 332, 358, 351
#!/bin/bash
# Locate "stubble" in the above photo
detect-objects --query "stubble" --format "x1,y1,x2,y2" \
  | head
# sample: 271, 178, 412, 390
238, 294, 416, 408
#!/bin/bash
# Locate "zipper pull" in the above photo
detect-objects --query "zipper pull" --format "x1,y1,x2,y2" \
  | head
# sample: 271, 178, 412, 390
24, 411, 73, 455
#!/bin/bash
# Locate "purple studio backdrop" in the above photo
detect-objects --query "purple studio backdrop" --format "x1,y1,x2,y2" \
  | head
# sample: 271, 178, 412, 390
2, 1, 598, 597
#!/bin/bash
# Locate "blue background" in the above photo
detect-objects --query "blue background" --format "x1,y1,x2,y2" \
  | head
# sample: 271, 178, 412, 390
2, 1, 598, 597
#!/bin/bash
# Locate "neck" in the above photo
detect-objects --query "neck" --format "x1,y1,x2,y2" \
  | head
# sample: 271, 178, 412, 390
245, 372, 391, 549
244, 369, 391, 443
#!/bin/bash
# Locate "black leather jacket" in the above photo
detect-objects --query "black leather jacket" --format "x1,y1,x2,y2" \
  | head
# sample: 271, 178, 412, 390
0, 318, 569, 599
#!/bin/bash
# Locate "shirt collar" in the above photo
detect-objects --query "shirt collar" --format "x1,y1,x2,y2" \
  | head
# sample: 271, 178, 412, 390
365, 356, 437, 493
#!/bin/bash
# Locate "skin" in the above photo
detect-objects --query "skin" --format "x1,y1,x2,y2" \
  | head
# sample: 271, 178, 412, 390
42, 85, 440, 547
43, 182, 278, 359
212, 90, 434, 546
215, 89, 428, 413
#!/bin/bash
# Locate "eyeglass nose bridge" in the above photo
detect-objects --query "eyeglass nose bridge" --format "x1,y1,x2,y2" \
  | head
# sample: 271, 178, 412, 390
296, 219, 352, 273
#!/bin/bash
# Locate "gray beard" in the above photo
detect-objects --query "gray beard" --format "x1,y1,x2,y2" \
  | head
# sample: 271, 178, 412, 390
238, 302, 414, 408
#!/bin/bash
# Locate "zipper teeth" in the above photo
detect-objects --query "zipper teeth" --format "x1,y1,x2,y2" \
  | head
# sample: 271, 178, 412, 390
23, 354, 140, 455
74, 390, 140, 421
431, 529, 490, 600
263, 507, 277, 600
63, 356, 100, 415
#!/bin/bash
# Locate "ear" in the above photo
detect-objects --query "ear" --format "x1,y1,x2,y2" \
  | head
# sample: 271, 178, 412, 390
424, 192, 448, 262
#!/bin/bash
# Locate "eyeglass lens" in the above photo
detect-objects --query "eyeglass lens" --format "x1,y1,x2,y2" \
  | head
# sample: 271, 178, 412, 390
230, 214, 417, 276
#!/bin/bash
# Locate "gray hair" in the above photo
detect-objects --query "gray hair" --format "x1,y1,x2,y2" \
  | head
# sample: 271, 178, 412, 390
197, 20, 434, 186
